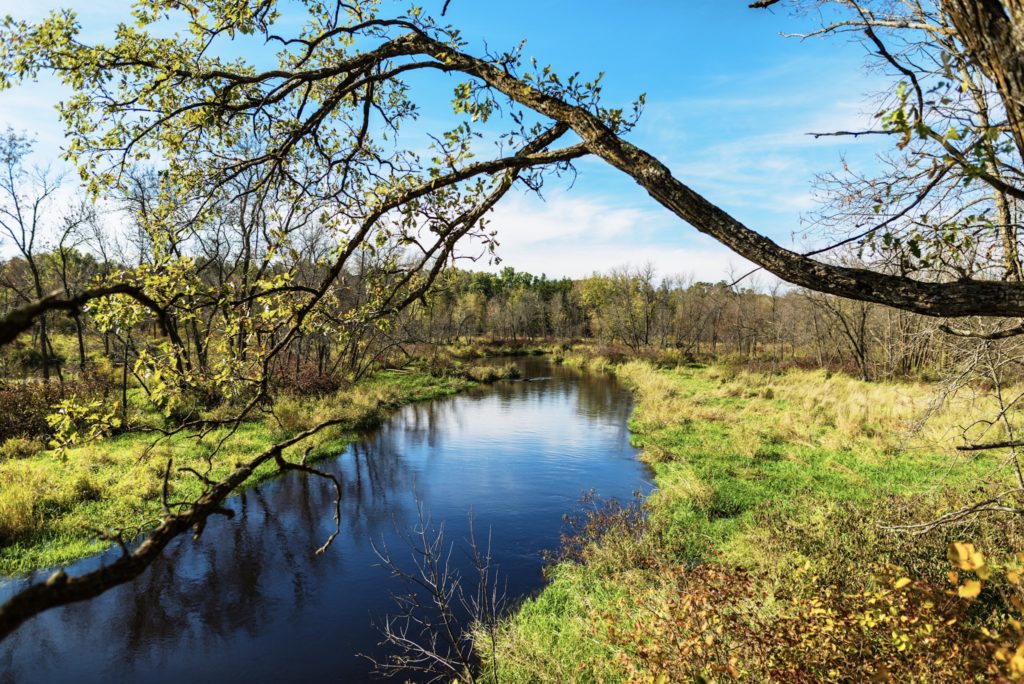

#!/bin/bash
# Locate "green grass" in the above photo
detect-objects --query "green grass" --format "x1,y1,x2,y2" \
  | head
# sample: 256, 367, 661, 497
0, 370, 473, 576
491, 360, 1014, 682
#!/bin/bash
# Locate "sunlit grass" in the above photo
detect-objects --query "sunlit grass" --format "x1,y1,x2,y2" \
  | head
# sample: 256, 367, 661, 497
493, 360, 1017, 682
0, 370, 472, 576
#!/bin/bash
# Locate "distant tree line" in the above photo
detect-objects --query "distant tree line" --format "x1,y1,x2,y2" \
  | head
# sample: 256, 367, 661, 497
399, 264, 941, 382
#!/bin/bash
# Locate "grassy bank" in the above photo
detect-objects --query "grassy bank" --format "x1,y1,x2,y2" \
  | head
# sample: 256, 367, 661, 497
492, 359, 1024, 681
0, 370, 476, 576
442, 340, 554, 360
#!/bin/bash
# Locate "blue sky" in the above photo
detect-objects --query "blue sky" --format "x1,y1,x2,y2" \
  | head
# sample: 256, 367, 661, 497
0, 1, 888, 282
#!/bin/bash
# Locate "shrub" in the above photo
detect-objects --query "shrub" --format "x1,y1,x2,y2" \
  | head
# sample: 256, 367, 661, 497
403, 353, 455, 378
271, 362, 341, 396
0, 437, 44, 461
71, 475, 102, 503
546, 491, 656, 572
0, 381, 59, 441
271, 394, 309, 436
464, 365, 500, 383
0, 484, 39, 546
608, 561, 1016, 683
0, 369, 120, 442
463, 363, 522, 383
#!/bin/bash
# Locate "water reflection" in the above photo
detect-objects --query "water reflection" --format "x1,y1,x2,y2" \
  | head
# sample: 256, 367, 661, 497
0, 357, 651, 683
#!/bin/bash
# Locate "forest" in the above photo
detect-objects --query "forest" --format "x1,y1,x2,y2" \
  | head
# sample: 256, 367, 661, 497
1, 0, 1024, 682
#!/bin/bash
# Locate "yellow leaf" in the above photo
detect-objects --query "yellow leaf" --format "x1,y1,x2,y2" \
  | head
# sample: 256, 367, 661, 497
948, 542, 985, 571
1011, 643, 1024, 675
894, 577, 912, 590
958, 580, 982, 599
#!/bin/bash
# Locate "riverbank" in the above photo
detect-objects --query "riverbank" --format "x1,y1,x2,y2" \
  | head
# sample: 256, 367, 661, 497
493, 357, 1024, 681
0, 370, 484, 576
0, 353, 652, 684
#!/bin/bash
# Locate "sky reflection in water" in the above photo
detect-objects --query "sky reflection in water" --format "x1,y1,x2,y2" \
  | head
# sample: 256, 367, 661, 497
0, 358, 652, 683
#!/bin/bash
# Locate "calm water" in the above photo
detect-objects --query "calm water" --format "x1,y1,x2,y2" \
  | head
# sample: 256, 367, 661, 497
0, 357, 651, 683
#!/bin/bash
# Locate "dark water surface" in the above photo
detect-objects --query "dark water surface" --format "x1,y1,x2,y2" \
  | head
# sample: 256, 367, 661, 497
0, 357, 651, 683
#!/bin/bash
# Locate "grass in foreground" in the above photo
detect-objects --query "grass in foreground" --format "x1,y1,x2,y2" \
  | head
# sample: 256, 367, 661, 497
492, 359, 1024, 682
0, 370, 473, 576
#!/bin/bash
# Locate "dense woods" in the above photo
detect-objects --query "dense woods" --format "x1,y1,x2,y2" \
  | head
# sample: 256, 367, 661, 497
0, 236, 943, 419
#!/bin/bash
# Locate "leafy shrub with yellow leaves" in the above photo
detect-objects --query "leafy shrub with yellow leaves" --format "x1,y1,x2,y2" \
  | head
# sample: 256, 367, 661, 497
608, 542, 1024, 682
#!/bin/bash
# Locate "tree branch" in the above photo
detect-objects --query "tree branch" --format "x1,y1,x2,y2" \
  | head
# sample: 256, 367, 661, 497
0, 416, 347, 642
0, 284, 179, 347
406, 32, 1024, 318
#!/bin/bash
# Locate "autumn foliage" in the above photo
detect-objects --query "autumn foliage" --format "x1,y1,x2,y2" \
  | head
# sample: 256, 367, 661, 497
600, 543, 1024, 682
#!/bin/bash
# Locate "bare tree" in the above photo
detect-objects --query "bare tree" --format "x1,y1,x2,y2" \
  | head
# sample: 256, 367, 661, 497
0, 129, 63, 380
370, 504, 505, 683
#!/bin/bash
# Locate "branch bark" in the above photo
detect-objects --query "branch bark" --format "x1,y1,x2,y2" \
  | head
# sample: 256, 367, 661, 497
943, 0, 1024, 161
409, 32, 1024, 318
0, 284, 182, 347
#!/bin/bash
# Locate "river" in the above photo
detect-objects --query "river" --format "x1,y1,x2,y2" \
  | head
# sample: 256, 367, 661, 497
0, 357, 651, 682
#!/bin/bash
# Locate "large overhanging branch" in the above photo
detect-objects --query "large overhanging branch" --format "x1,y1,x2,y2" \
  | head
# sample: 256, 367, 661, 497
26, 17, 1024, 317
0, 283, 183, 347
400, 32, 1024, 318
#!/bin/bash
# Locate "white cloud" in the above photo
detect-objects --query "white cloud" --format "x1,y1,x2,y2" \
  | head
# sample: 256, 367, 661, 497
485, 192, 656, 245
458, 190, 759, 282
630, 55, 889, 226
486, 241, 758, 284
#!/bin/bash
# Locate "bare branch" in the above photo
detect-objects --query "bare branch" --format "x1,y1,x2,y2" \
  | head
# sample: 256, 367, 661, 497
0, 415, 348, 642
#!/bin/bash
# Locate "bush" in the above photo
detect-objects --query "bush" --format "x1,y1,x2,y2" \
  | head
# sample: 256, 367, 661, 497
0, 437, 45, 461
71, 475, 102, 503
421, 354, 458, 378
0, 382, 57, 441
0, 483, 39, 546
603, 554, 1024, 683
546, 491, 657, 572
463, 362, 522, 383
270, 362, 341, 396
0, 368, 120, 442
271, 394, 309, 436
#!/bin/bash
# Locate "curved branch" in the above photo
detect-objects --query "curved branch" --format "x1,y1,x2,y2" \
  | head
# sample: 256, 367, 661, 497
0, 284, 180, 347
940, 321, 1024, 338
408, 32, 1024, 318
956, 439, 1024, 451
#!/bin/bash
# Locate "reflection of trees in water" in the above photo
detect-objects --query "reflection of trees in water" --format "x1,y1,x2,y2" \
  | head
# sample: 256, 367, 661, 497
340, 436, 417, 538
492, 360, 635, 434
381, 360, 636, 462
570, 368, 635, 431
393, 358, 635, 440
0, 430, 418, 682
0, 358, 641, 683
